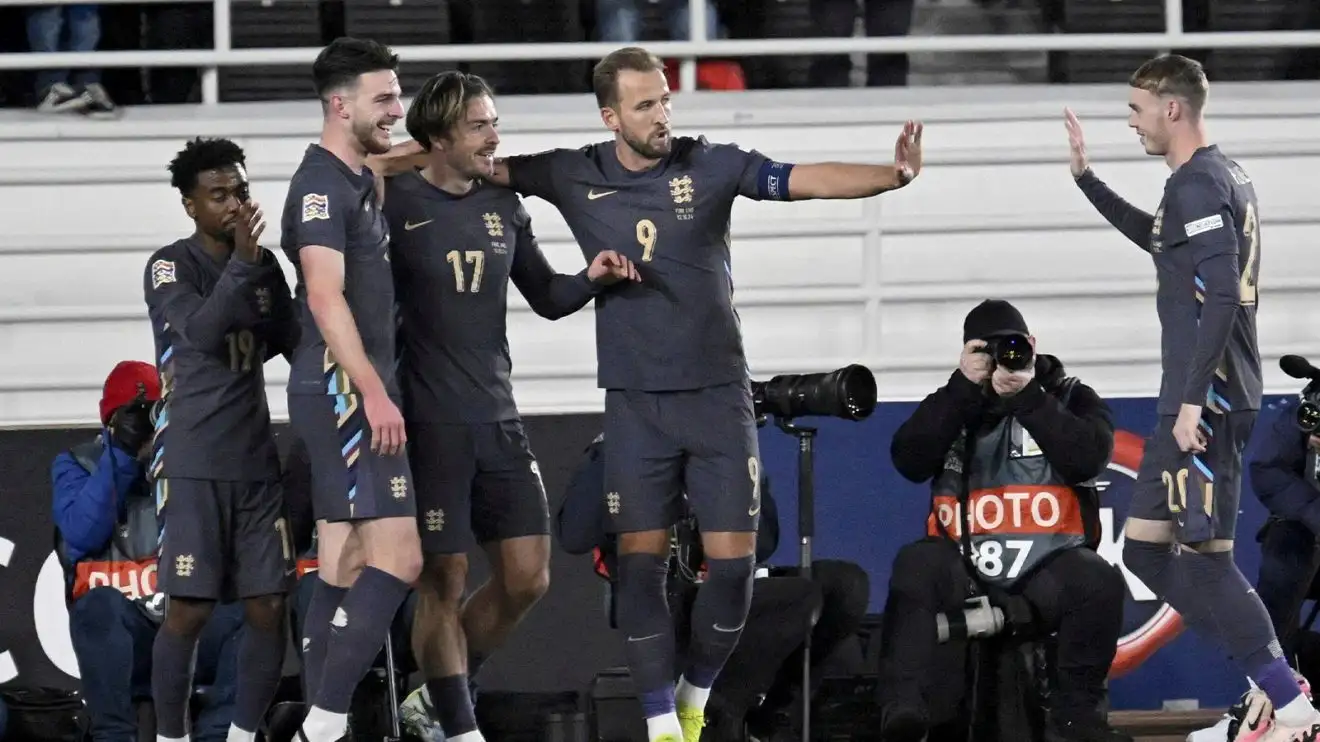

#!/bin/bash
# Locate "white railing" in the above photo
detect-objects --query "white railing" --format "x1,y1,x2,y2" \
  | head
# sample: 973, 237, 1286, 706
3, 0, 1320, 104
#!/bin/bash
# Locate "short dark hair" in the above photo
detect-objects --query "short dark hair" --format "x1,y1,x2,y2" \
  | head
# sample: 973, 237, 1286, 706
312, 36, 400, 101
1129, 54, 1209, 115
167, 137, 246, 196
405, 71, 495, 150
592, 46, 665, 108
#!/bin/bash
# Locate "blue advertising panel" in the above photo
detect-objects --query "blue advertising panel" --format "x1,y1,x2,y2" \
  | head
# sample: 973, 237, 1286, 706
757, 394, 1294, 711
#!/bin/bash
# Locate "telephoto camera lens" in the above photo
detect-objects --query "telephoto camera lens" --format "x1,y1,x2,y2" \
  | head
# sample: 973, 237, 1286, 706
988, 333, 1034, 372
750, 364, 878, 421
935, 596, 1006, 644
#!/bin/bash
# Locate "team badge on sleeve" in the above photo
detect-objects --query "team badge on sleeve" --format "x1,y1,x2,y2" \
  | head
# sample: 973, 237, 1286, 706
302, 193, 330, 223
151, 259, 176, 289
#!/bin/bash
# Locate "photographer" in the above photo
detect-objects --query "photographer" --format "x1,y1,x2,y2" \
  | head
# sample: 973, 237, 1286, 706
1248, 390, 1320, 667
51, 360, 243, 742
879, 300, 1127, 742
558, 432, 870, 742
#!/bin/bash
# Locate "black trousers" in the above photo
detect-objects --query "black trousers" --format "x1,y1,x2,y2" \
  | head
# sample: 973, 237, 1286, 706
809, 0, 915, 87
877, 539, 1124, 728
1256, 518, 1320, 661
675, 560, 870, 725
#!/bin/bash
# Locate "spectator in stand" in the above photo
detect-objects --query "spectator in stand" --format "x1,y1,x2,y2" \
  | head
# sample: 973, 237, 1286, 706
596, 0, 722, 43
26, 4, 117, 116
810, 0, 915, 87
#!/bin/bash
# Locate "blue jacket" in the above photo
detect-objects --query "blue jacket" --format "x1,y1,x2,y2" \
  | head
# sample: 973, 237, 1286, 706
51, 432, 147, 564
1248, 397, 1320, 533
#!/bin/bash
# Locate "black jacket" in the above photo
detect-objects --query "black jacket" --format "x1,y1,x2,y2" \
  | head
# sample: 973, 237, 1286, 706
890, 354, 1115, 544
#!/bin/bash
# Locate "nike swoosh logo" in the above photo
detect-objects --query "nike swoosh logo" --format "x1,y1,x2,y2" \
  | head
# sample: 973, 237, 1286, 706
587, 189, 617, 200
404, 219, 433, 230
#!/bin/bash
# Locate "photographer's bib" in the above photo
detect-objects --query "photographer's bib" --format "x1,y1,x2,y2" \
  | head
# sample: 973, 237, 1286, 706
926, 402, 1092, 588
59, 440, 165, 618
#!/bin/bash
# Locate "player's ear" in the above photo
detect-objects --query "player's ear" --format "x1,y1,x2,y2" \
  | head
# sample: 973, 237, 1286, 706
600, 106, 619, 133
181, 196, 196, 221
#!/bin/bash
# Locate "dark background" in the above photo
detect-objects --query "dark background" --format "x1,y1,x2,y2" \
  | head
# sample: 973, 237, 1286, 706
0, 399, 1284, 709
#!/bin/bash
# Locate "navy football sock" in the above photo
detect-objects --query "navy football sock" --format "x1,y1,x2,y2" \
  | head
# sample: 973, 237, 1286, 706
312, 567, 410, 714
300, 577, 349, 702
151, 627, 198, 739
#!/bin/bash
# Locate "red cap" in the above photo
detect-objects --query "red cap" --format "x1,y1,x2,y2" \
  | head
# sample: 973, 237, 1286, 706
100, 361, 161, 425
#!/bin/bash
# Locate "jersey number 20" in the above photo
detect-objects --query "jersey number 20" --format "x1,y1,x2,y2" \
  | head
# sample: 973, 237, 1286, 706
1240, 202, 1260, 306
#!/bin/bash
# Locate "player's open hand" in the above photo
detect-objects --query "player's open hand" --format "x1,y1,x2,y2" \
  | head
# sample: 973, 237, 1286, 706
588, 250, 640, 286
233, 200, 266, 264
364, 391, 407, 456
1173, 403, 1208, 454
1064, 108, 1090, 179
894, 120, 923, 185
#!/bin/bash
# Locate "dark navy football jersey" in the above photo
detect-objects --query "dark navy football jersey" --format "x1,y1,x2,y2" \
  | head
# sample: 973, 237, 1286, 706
1149, 145, 1263, 415
384, 171, 598, 423
144, 238, 298, 481
280, 144, 399, 398
505, 136, 772, 392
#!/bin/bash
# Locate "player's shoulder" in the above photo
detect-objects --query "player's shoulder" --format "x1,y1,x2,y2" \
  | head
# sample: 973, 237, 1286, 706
146, 238, 195, 287
148, 237, 192, 263
673, 135, 760, 170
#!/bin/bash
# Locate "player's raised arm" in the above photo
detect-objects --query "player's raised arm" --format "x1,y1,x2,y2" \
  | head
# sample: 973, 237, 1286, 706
1169, 171, 1242, 409
507, 203, 638, 319
1066, 107, 1156, 250
143, 202, 266, 354
779, 120, 923, 200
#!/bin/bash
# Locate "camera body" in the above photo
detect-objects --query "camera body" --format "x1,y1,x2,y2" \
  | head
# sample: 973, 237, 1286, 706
110, 395, 156, 454
1298, 382, 1320, 435
983, 333, 1034, 373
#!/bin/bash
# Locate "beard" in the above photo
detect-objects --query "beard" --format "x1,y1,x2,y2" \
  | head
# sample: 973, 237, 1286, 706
622, 127, 670, 161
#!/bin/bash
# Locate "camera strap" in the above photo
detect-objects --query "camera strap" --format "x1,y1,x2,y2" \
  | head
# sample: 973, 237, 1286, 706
933, 429, 985, 595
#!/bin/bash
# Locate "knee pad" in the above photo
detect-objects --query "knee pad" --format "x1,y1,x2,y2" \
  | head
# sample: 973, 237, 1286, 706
1122, 538, 1174, 594
615, 552, 672, 636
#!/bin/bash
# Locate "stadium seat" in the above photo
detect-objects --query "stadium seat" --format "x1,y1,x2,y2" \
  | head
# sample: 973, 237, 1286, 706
220, 0, 324, 102
343, 0, 459, 93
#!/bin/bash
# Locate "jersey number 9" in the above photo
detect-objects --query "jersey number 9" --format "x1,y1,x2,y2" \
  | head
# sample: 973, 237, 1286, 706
636, 219, 657, 262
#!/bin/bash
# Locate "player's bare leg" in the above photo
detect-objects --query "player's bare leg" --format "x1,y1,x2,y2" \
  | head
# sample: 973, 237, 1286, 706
412, 553, 482, 741
300, 517, 421, 742
461, 534, 551, 676
152, 597, 217, 742
674, 530, 757, 742
1122, 517, 1319, 740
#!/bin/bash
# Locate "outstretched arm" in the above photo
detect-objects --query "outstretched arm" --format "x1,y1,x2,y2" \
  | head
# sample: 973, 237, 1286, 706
785, 120, 923, 200
1065, 107, 1155, 250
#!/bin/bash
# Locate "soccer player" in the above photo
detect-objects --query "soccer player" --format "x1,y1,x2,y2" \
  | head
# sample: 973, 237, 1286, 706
484, 46, 923, 742
1066, 55, 1317, 742
144, 137, 300, 742
280, 37, 421, 742
384, 70, 640, 742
